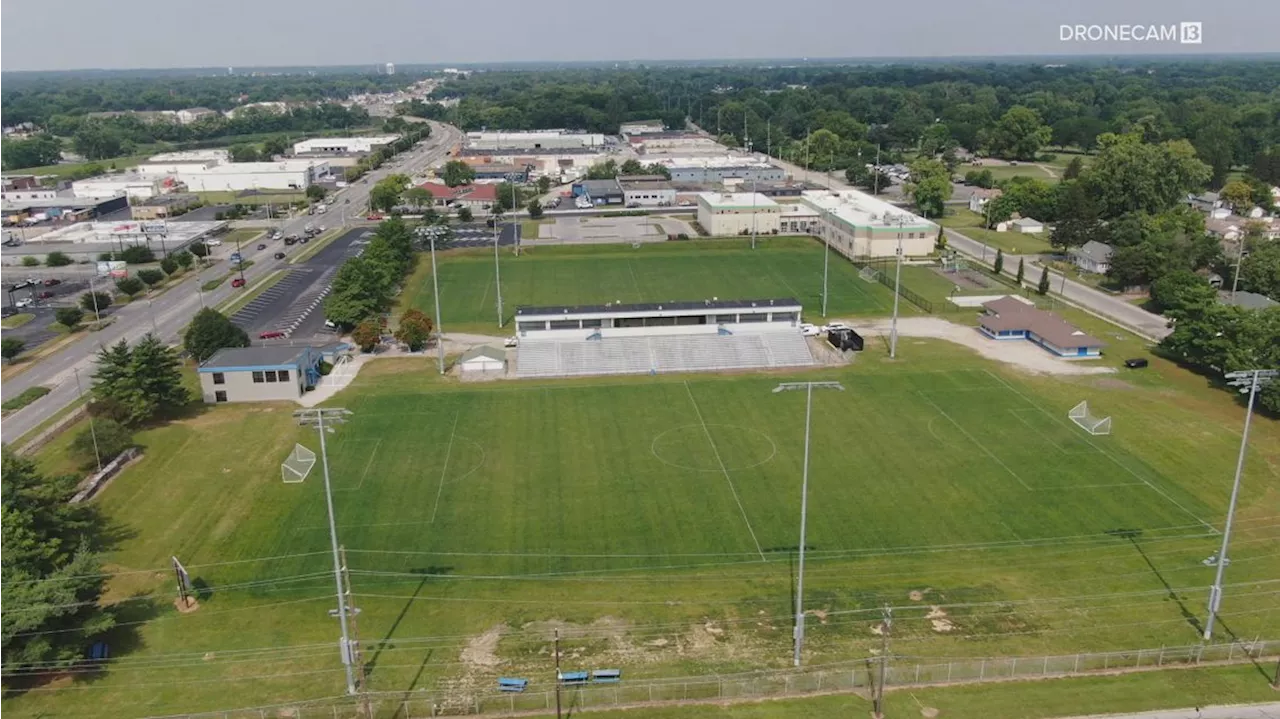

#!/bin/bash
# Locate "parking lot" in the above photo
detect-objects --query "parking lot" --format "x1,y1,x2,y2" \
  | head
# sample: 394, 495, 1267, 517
2, 276, 97, 353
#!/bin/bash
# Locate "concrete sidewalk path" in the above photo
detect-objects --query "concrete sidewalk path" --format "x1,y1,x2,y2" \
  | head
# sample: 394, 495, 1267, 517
1060, 702, 1280, 719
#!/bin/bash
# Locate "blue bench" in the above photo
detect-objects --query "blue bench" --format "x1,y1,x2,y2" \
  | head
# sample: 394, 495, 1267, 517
591, 669, 621, 683
498, 678, 528, 693
559, 671, 589, 685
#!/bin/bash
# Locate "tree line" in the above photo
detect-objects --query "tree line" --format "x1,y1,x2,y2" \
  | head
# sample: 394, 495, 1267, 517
323, 218, 417, 344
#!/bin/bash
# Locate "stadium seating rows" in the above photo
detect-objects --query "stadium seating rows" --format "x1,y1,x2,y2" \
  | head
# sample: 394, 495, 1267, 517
516, 331, 815, 378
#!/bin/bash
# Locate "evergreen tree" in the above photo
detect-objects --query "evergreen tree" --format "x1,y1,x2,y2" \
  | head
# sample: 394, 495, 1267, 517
1016, 258, 1025, 285
994, 249, 1004, 275
1037, 267, 1052, 295
129, 334, 188, 417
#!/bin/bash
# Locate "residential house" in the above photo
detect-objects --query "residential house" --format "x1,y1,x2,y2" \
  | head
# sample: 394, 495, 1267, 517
1223, 291, 1278, 311
176, 107, 218, 125
967, 188, 1002, 213
1186, 191, 1222, 213
1071, 240, 1113, 274
417, 182, 499, 214
1011, 217, 1045, 234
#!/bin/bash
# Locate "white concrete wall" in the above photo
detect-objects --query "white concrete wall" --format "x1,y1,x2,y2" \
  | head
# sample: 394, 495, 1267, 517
200, 368, 304, 403
179, 169, 311, 192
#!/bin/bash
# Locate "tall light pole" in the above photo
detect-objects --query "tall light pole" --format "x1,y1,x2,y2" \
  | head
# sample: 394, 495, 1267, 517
295, 408, 358, 696
821, 219, 830, 318
493, 211, 504, 327
1203, 369, 1277, 640
889, 220, 906, 359
73, 367, 102, 473
421, 226, 447, 374
773, 381, 844, 667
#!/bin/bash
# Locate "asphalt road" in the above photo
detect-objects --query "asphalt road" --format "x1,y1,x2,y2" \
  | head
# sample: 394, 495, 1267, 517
0, 121, 464, 444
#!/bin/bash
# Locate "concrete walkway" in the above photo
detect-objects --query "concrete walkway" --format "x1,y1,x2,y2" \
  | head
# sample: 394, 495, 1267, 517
1059, 702, 1280, 719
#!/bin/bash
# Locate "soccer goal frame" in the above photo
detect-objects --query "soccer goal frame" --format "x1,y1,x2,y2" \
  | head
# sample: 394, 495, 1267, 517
858, 266, 881, 283
1068, 401, 1112, 436
282, 443, 318, 483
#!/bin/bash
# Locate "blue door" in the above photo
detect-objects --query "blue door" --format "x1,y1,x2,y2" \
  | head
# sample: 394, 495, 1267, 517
1078, 347, 1088, 356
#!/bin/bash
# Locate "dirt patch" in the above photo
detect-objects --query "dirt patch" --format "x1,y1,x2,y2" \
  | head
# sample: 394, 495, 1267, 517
932, 266, 991, 290
807, 609, 829, 624
174, 597, 200, 614
462, 624, 504, 670
844, 317, 1114, 377
908, 590, 925, 602
870, 624, 884, 636
921, 706, 940, 718
927, 606, 954, 633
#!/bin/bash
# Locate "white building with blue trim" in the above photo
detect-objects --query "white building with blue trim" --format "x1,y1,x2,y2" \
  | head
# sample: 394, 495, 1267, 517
197, 346, 324, 404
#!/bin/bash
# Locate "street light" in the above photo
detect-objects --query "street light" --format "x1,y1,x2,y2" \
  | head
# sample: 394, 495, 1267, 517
889, 218, 906, 360
1203, 369, 1277, 641
772, 381, 845, 667
294, 408, 358, 696
419, 225, 447, 374
493, 211, 504, 327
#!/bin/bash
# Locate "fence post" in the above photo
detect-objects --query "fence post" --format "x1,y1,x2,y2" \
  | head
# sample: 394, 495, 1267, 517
1229, 643, 1236, 661
979, 660, 985, 679
1158, 646, 1164, 666
915, 664, 920, 683
1011, 657, 1017, 677
1043, 656, 1048, 675
947, 662, 952, 682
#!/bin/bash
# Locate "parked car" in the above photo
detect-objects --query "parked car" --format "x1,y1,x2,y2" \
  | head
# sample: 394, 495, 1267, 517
230, 278, 246, 288
259, 330, 285, 339
257, 244, 267, 250
273, 252, 286, 260
42, 278, 62, 286
799, 323, 820, 337
324, 319, 338, 329
205, 239, 222, 246
1124, 358, 1150, 369
366, 213, 383, 220
821, 322, 850, 333
15, 298, 33, 308
504, 336, 519, 348
36, 290, 54, 299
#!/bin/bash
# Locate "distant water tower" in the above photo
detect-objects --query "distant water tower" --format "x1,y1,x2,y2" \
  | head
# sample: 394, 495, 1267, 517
385, 62, 395, 75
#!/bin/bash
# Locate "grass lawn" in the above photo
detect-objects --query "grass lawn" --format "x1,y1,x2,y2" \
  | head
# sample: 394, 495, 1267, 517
1, 385, 50, 413
6, 330, 1278, 717
7, 153, 154, 179
1, 312, 36, 328
222, 228, 266, 248
404, 237, 908, 333
941, 208, 1055, 255
197, 190, 306, 206
980, 164, 1061, 184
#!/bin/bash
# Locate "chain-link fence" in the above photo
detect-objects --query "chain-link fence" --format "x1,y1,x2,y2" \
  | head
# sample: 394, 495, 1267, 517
151, 638, 1278, 719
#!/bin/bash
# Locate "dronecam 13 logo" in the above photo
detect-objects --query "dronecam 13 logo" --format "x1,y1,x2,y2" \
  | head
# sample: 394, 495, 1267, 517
1058, 22, 1203, 44
1180, 22, 1202, 44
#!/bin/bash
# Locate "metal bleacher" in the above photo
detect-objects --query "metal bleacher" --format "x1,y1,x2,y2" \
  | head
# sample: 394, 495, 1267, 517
516, 330, 815, 379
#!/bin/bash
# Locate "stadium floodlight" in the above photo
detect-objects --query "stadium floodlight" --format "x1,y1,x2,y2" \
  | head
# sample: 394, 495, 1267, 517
889, 218, 906, 360
773, 381, 845, 667
1204, 369, 1277, 641
294, 408, 358, 695
421, 225, 448, 374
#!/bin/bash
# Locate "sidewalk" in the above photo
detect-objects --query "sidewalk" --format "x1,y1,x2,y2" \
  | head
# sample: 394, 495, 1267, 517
1059, 702, 1280, 719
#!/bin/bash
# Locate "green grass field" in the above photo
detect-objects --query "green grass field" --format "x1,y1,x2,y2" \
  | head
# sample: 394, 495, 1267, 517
406, 238, 906, 333
941, 208, 1055, 255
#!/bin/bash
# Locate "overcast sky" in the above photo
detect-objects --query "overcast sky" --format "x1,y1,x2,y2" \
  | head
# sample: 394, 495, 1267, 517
3, 0, 1276, 71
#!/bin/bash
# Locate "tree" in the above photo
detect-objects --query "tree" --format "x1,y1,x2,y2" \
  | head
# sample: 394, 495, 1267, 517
994, 249, 1004, 275
1050, 180, 1104, 251
619, 159, 644, 175
403, 187, 433, 209
188, 242, 209, 259
136, 268, 164, 287
1219, 180, 1254, 212
1016, 258, 1025, 285
55, 307, 84, 329
457, 206, 473, 222
159, 256, 178, 276
2, 134, 63, 170
394, 309, 433, 351
90, 333, 187, 425
986, 106, 1052, 161
369, 178, 404, 212
174, 250, 194, 270
1, 337, 25, 363
305, 184, 326, 202
72, 123, 127, 160
1150, 270, 1217, 319
494, 183, 525, 213
1082, 134, 1212, 218
527, 199, 544, 219
1062, 157, 1084, 180
964, 169, 995, 188
45, 251, 73, 267
1, 453, 114, 674
69, 419, 133, 470
1238, 241, 1280, 299
323, 257, 391, 328
119, 245, 156, 264
911, 175, 951, 218
115, 277, 143, 297
262, 136, 288, 157
537, 175, 553, 194
644, 163, 672, 180
228, 143, 260, 162
80, 291, 112, 313
441, 160, 475, 187
352, 319, 381, 352
183, 308, 250, 362
1037, 267, 1051, 295
585, 159, 619, 180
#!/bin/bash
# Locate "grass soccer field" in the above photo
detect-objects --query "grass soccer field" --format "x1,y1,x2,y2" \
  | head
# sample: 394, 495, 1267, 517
405, 238, 905, 333
9, 338, 1279, 718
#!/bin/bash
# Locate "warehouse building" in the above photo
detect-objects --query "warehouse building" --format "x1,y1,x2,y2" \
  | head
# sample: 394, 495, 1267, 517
466, 130, 608, 151
73, 173, 177, 201
197, 346, 324, 404
800, 189, 938, 259
696, 192, 781, 236
175, 159, 331, 192
620, 176, 676, 207
130, 193, 200, 220
292, 135, 400, 155
574, 179, 625, 205
654, 156, 785, 184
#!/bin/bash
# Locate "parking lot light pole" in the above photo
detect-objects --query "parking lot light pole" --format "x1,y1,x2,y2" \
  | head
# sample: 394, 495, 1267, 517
424, 226, 446, 375
493, 213, 504, 328
773, 381, 845, 667
1204, 369, 1277, 641
889, 228, 904, 359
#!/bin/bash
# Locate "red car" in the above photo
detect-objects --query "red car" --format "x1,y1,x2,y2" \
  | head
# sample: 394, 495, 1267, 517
259, 330, 285, 339
43, 278, 62, 286
366, 213, 383, 221
231, 277, 246, 288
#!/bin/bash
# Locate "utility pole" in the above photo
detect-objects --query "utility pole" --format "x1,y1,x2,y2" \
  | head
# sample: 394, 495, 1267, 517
874, 604, 892, 718
767, 118, 771, 158
1230, 240, 1247, 304
873, 144, 881, 196
493, 211, 504, 327
751, 175, 758, 250
425, 227, 446, 374
72, 367, 102, 473
772, 382, 845, 667
86, 273, 102, 323
1204, 369, 1277, 640
821, 216, 830, 318
889, 221, 905, 359
554, 629, 563, 719
804, 126, 811, 184
294, 408, 358, 696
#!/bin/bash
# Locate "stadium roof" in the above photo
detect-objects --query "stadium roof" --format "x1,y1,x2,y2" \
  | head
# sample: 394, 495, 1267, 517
516, 298, 801, 317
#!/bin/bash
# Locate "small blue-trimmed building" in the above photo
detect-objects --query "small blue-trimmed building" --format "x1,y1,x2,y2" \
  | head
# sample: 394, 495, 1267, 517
197, 346, 323, 404
978, 296, 1105, 358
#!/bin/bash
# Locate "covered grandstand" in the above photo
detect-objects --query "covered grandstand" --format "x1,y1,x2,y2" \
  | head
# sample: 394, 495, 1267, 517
514, 298, 816, 378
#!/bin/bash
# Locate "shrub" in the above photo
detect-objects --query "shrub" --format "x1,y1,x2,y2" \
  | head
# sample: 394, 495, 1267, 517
21, 256, 39, 267
80, 291, 113, 312
119, 245, 156, 264
54, 307, 84, 329
97, 252, 115, 262
160, 256, 178, 275
115, 277, 144, 297
136, 268, 164, 287
69, 418, 134, 470
45, 251, 73, 267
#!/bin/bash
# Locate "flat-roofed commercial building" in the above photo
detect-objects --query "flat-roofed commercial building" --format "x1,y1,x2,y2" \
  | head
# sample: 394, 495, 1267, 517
696, 192, 781, 236
800, 189, 938, 259
197, 346, 323, 403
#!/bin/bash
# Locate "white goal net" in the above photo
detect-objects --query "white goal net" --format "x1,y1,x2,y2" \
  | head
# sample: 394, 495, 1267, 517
1068, 401, 1112, 436
858, 266, 881, 283
282, 443, 317, 483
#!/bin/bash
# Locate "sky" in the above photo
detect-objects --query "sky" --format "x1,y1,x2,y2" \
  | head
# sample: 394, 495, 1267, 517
3, 0, 1277, 71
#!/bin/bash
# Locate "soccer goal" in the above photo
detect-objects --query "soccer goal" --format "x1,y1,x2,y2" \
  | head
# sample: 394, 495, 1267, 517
282, 443, 318, 484
1068, 401, 1112, 436
858, 266, 881, 283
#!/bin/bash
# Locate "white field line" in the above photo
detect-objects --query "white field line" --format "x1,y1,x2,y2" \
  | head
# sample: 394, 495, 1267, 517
918, 391, 1034, 491
430, 412, 460, 524
683, 381, 766, 561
